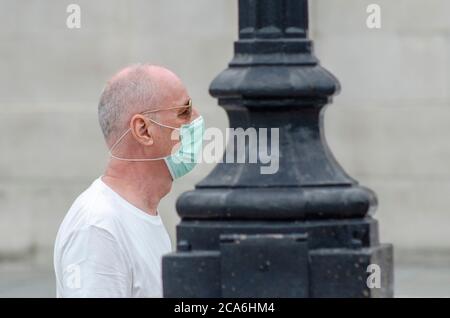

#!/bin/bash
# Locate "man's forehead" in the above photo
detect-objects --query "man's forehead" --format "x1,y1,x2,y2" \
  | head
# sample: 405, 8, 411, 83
157, 77, 188, 103
171, 92, 191, 107
141, 96, 191, 114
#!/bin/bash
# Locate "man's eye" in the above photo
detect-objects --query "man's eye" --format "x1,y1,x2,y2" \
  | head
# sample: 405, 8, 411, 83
180, 108, 191, 116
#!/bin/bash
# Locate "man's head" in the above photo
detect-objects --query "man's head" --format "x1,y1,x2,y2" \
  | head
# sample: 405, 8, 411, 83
98, 64, 198, 165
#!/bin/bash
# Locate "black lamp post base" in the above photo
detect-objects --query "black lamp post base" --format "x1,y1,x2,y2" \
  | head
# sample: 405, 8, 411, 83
162, 0, 394, 298
163, 218, 393, 298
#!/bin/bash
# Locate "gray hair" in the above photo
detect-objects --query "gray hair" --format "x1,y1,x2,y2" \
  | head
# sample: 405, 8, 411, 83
98, 64, 160, 143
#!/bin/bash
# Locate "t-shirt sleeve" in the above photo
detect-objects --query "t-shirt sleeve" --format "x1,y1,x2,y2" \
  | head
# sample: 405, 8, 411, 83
59, 225, 131, 298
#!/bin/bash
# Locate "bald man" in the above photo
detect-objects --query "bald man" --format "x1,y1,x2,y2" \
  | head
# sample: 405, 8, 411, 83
53, 64, 204, 298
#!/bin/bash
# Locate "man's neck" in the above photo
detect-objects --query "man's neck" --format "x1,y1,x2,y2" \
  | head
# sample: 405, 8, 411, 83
102, 160, 173, 216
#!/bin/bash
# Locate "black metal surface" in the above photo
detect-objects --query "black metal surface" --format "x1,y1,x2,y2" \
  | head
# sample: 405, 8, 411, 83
175, 218, 379, 251
220, 234, 309, 297
178, 0, 377, 220
162, 0, 393, 298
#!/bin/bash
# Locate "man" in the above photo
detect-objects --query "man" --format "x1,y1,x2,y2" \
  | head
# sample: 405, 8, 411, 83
53, 64, 205, 297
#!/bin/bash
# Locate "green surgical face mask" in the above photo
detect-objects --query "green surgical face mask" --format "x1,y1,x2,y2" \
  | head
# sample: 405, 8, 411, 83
109, 115, 205, 180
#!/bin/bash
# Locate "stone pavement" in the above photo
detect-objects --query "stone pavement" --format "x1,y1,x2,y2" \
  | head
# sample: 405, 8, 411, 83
0, 252, 449, 298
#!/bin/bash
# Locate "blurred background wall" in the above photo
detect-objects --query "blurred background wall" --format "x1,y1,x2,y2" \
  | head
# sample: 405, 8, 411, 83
0, 0, 449, 293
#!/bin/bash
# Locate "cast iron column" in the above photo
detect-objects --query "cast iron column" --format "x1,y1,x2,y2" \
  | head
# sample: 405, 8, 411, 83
163, 0, 393, 297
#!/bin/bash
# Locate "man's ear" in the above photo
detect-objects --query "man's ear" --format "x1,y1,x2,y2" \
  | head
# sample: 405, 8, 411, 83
129, 114, 154, 146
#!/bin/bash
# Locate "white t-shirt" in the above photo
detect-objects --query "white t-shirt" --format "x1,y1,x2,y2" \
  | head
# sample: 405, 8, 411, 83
53, 177, 172, 298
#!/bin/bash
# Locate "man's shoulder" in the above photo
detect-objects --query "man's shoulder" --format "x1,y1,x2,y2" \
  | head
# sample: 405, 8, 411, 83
58, 178, 122, 237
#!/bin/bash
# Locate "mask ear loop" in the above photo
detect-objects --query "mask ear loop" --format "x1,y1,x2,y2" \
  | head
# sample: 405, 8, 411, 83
108, 117, 181, 162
